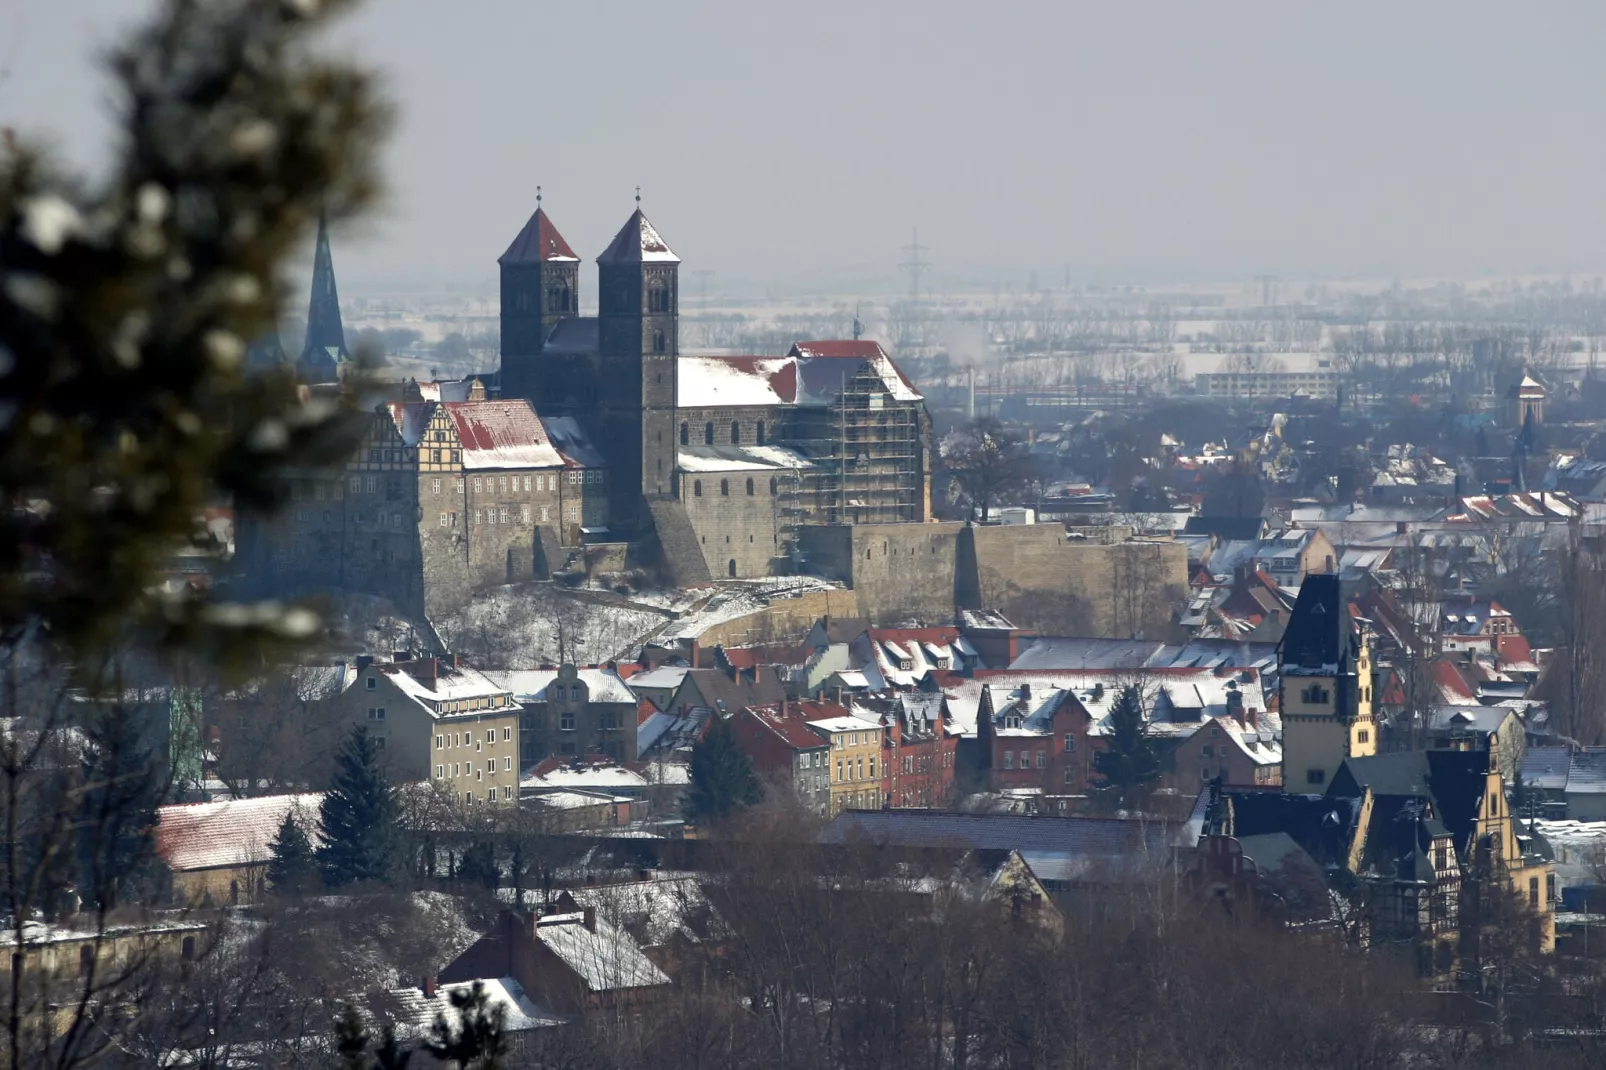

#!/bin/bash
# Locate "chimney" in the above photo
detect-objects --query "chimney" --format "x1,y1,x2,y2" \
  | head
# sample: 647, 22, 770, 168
422, 975, 437, 999
1225, 686, 1245, 722
582, 907, 596, 933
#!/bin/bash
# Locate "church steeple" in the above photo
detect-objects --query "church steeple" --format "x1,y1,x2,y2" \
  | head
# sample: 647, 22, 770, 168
498, 192, 580, 399
298, 213, 349, 384
597, 203, 680, 507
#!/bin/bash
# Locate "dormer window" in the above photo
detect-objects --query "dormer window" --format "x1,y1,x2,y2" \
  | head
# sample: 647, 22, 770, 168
935, 658, 949, 670
899, 659, 914, 672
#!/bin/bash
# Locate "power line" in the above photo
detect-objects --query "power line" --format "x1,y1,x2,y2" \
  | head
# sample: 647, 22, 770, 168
899, 228, 928, 303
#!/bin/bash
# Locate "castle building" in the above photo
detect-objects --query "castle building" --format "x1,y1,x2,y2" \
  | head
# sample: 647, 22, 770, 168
239, 199, 933, 617
1277, 573, 1378, 790
499, 202, 933, 585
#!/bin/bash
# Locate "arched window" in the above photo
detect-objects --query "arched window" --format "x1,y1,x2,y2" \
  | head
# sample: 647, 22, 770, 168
720, 479, 729, 496
693, 480, 702, 497
756, 420, 766, 445
746, 477, 755, 495
704, 422, 715, 445
230, 880, 239, 905
769, 477, 778, 495
79, 946, 93, 976
653, 330, 666, 353
679, 422, 689, 445
730, 421, 741, 445
181, 937, 196, 961
728, 559, 737, 578
649, 285, 670, 313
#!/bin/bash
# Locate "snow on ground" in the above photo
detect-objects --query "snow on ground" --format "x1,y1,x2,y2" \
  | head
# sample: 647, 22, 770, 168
435, 584, 668, 667
658, 576, 843, 643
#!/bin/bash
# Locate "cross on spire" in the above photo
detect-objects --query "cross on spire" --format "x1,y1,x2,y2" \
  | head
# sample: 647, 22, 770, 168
536, 184, 542, 207
635, 185, 641, 205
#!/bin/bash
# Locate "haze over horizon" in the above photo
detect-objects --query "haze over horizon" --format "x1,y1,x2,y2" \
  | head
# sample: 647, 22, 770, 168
9, 0, 1606, 296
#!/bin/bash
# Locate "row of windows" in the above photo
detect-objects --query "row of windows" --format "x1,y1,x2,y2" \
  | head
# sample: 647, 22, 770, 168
290, 482, 344, 502
436, 728, 512, 749
369, 447, 460, 465
682, 420, 767, 446
1001, 750, 1047, 770
452, 787, 512, 803
435, 757, 514, 777
836, 756, 876, 782
692, 477, 776, 497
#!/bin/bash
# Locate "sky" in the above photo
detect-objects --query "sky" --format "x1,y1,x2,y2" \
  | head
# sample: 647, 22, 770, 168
7, 0, 1606, 295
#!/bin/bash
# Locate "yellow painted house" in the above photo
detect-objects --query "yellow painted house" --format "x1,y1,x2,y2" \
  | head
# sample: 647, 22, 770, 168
804, 705, 885, 814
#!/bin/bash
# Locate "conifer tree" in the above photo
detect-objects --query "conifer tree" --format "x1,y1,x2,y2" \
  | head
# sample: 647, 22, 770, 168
424, 981, 508, 1070
683, 717, 763, 825
266, 807, 317, 894
318, 724, 399, 887
1092, 684, 1160, 809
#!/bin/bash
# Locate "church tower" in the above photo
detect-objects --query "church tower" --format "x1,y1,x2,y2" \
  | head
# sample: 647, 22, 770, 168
498, 196, 579, 399
596, 205, 679, 516
1278, 573, 1377, 791
298, 213, 350, 384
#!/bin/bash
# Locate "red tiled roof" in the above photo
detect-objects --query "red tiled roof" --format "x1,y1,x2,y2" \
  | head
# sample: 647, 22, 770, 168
499, 207, 578, 264
1431, 658, 1478, 702
720, 644, 812, 670
744, 704, 832, 751
443, 400, 564, 470
156, 793, 323, 872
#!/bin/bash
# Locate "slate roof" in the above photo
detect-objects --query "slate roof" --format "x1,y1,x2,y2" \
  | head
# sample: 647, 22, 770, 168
534, 912, 671, 992
821, 810, 1173, 858
156, 793, 323, 872
541, 316, 599, 355
1521, 745, 1572, 792
673, 667, 788, 714
1567, 750, 1606, 795
1183, 516, 1267, 540
1278, 574, 1359, 675
596, 208, 679, 264
499, 206, 579, 264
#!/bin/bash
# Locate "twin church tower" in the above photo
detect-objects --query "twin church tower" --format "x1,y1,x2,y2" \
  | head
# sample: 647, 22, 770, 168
498, 201, 682, 529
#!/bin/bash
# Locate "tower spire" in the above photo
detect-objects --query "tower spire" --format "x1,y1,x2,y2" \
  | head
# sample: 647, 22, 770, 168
298, 212, 349, 384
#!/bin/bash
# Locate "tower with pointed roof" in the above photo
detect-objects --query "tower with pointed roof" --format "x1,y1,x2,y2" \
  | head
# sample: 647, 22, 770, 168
298, 214, 350, 384
1277, 573, 1377, 791
499, 196, 580, 398
597, 205, 680, 512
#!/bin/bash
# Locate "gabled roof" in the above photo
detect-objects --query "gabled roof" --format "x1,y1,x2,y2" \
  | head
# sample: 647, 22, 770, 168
444, 400, 565, 470
156, 793, 323, 872
597, 208, 679, 264
743, 703, 832, 751
499, 206, 579, 264
1521, 745, 1571, 792
534, 912, 670, 991
788, 340, 922, 403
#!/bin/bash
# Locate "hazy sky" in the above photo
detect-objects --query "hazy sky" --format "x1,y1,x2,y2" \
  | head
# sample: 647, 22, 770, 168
8, 1, 1606, 294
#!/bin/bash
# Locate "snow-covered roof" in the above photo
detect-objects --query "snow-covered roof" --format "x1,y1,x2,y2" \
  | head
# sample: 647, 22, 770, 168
156, 793, 323, 872
626, 665, 690, 691
382, 663, 520, 719
533, 912, 671, 991
806, 714, 882, 734
557, 877, 723, 948
677, 356, 796, 408
939, 669, 1268, 738
522, 763, 649, 791
487, 668, 636, 705
677, 445, 813, 473
444, 401, 564, 470
529, 790, 632, 811
379, 977, 564, 1038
